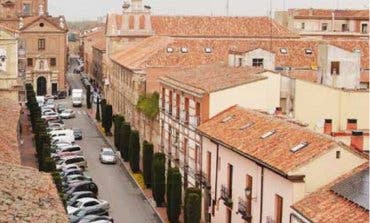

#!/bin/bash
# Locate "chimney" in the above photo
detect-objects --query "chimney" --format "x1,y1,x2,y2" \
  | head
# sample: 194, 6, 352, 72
324, 119, 332, 135
347, 119, 357, 131
351, 130, 364, 152
275, 107, 283, 115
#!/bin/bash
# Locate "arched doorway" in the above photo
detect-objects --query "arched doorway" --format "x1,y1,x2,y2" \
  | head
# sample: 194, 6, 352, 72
37, 76, 47, 95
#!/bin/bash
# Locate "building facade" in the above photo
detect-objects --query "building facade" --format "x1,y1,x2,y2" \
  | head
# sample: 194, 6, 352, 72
197, 105, 367, 223
275, 9, 369, 38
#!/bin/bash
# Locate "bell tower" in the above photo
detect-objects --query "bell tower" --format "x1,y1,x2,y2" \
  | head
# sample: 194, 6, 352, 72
119, 0, 153, 36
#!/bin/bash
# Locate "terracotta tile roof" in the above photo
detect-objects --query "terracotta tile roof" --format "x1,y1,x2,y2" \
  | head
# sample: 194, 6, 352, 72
106, 14, 299, 38
110, 35, 174, 70
0, 96, 20, 165
360, 70, 369, 83
197, 105, 364, 174
0, 23, 19, 33
0, 161, 68, 223
92, 38, 106, 52
151, 16, 299, 38
283, 69, 318, 82
292, 163, 369, 223
290, 9, 369, 20
159, 62, 266, 94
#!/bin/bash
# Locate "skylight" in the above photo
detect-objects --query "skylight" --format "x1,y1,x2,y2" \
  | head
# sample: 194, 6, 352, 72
166, 47, 174, 53
221, 115, 234, 123
180, 47, 188, 53
305, 48, 313, 55
240, 122, 254, 130
280, 48, 288, 54
353, 49, 361, 53
290, 142, 309, 153
261, 130, 276, 139
204, 47, 212, 53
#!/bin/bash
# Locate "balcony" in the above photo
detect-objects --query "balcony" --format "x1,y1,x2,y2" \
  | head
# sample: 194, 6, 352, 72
237, 198, 252, 221
220, 185, 233, 207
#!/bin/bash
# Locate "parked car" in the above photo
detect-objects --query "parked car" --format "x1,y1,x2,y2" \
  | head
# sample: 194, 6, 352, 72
66, 191, 96, 206
77, 215, 113, 223
41, 111, 59, 120
67, 198, 109, 215
56, 156, 87, 170
47, 117, 64, 125
99, 148, 117, 164
61, 169, 85, 179
45, 95, 57, 100
62, 176, 93, 191
52, 145, 83, 158
57, 91, 67, 99
57, 103, 68, 113
50, 129, 75, 144
64, 174, 92, 184
65, 181, 98, 197
41, 108, 55, 114
60, 109, 76, 119
47, 125, 64, 132
73, 128, 83, 140
59, 164, 81, 173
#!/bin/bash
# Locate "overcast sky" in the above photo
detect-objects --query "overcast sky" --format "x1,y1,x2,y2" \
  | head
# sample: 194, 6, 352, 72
48, 0, 369, 21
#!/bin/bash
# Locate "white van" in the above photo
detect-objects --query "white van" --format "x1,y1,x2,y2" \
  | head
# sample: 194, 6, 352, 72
36, 96, 45, 107
50, 129, 75, 144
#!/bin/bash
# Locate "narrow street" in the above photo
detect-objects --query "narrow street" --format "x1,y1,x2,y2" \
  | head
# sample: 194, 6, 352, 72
55, 60, 161, 223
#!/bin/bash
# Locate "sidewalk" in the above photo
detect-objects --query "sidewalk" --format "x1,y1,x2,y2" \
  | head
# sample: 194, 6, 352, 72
19, 107, 38, 169
86, 108, 168, 223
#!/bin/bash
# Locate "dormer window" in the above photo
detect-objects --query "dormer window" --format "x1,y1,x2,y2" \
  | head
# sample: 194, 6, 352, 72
204, 47, 212, 53
290, 142, 309, 153
221, 115, 234, 123
180, 47, 188, 53
166, 47, 174, 53
280, 48, 287, 54
239, 122, 254, 130
353, 49, 361, 53
305, 48, 312, 55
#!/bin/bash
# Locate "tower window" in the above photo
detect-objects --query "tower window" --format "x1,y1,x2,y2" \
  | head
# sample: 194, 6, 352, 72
180, 47, 188, 53
252, 58, 264, 68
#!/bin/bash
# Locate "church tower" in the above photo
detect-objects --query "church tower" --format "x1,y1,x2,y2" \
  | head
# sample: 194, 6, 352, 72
118, 0, 153, 36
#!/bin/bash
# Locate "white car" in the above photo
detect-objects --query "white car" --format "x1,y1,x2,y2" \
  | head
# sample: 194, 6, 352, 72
67, 197, 109, 215
60, 109, 76, 119
48, 122, 65, 128
99, 148, 117, 164
56, 156, 87, 170
41, 111, 59, 119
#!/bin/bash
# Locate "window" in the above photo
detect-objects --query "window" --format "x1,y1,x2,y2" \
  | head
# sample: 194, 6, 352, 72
305, 48, 313, 55
39, 23, 44, 27
206, 151, 211, 182
279, 48, 288, 54
361, 24, 368, 33
353, 49, 361, 53
168, 90, 172, 115
184, 97, 189, 123
301, 22, 305, 30
275, 194, 283, 223
226, 164, 233, 223
180, 47, 188, 53
342, 24, 348, 32
336, 151, 341, 159
321, 23, 328, 31
246, 175, 253, 214
27, 58, 33, 66
221, 115, 234, 123
38, 39, 46, 50
204, 47, 212, 53
176, 94, 180, 119
240, 122, 254, 130
22, 3, 31, 15
50, 58, 56, 66
261, 130, 276, 139
331, 61, 340, 75
252, 58, 263, 68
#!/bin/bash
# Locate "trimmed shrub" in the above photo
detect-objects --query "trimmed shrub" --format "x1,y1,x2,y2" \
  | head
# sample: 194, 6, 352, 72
100, 99, 107, 128
185, 193, 201, 223
95, 97, 101, 122
129, 130, 140, 173
113, 115, 125, 148
152, 152, 166, 206
166, 167, 178, 219
104, 104, 113, 136
169, 171, 182, 223
143, 141, 153, 188
120, 123, 131, 161
184, 187, 202, 223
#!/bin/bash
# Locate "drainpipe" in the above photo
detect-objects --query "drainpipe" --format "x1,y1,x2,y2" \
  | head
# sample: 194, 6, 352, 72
259, 166, 264, 223
213, 143, 220, 216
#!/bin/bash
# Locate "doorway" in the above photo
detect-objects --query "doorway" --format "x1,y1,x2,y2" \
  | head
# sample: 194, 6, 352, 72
37, 76, 47, 95
52, 83, 58, 95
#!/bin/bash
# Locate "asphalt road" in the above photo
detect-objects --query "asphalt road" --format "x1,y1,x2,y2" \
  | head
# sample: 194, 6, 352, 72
59, 61, 161, 223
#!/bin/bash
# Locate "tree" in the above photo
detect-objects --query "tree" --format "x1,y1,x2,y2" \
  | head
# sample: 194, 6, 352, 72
166, 167, 178, 220
184, 187, 202, 223
95, 97, 101, 122
129, 130, 140, 173
185, 193, 201, 223
120, 123, 131, 161
143, 141, 153, 188
113, 115, 125, 148
104, 104, 113, 136
100, 99, 107, 127
86, 85, 92, 109
152, 152, 166, 207
169, 171, 182, 223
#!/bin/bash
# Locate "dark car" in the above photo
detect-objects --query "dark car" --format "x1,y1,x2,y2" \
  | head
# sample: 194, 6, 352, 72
73, 128, 82, 140
69, 209, 111, 223
65, 181, 98, 198
66, 191, 96, 206
57, 91, 67, 99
